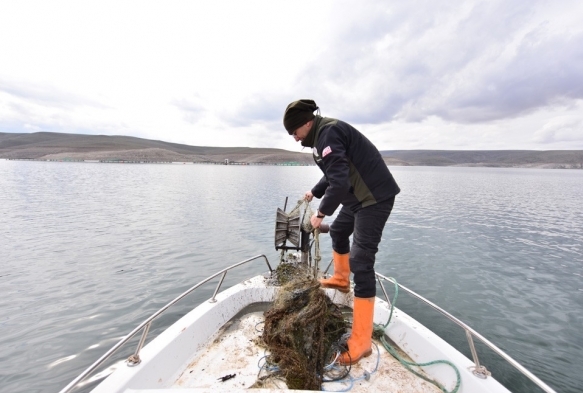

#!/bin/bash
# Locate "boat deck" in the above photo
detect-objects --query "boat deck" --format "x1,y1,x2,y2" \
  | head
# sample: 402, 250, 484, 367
173, 308, 442, 392
87, 275, 514, 393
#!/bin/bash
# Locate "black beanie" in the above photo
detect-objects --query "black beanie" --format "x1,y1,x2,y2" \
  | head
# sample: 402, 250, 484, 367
283, 99, 319, 134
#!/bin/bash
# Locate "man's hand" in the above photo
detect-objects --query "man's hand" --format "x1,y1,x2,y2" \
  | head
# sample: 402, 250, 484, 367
310, 213, 323, 229
304, 191, 314, 202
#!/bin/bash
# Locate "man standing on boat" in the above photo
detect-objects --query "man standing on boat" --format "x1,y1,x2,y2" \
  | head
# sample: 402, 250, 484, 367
283, 99, 400, 365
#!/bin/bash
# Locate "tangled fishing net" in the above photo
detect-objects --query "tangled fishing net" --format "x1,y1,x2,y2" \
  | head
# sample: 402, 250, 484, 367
259, 264, 347, 390
253, 199, 348, 390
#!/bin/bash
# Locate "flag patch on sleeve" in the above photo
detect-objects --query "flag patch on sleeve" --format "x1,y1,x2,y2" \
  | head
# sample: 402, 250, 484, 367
322, 146, 332, 157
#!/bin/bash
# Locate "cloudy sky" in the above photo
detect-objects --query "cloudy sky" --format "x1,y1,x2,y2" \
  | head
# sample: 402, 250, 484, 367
1, 0, 582, 151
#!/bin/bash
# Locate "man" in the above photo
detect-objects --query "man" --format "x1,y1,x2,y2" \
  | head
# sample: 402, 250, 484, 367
283, 99, 400, 365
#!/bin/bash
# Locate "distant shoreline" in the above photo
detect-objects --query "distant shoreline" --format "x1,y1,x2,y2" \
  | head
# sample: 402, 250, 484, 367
1, 132, 582, 169
2, 158, 315, 166
4, 157, 583, 170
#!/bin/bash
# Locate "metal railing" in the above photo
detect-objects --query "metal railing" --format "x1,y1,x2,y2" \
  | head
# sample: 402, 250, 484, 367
59, 254, 272, 393
375, 273, 558, 393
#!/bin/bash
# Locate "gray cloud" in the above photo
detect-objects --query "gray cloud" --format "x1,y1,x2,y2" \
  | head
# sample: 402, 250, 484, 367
192, 0, 583, 144
534, 119, 583, 143
432, 25, 583, 123
0, 78, 106, 110
223, 94, 288, 128
291, 1, 583, 126
173, 98, 206, 124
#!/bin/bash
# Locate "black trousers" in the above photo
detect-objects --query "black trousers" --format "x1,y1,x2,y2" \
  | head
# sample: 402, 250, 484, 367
329, 197, 395, 298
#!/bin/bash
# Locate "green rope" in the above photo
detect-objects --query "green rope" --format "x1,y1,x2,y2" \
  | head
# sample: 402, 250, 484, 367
381, 278, 399, 329
374, 277, 461, 393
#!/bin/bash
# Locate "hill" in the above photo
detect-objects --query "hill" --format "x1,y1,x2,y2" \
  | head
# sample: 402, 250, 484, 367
0, 132, 313, 165
1, 132, 581, 168
380, 150, 583, 169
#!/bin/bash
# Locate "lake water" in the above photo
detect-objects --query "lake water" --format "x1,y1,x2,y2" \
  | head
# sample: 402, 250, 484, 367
1, 160, 581, 393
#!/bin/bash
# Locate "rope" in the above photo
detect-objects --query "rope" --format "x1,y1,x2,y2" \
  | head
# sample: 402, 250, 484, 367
302, 200, 323, 275
373, 277, 462, 393
321, 343, 380, 391
321, 277, 461, 392
282, 198, 322, 272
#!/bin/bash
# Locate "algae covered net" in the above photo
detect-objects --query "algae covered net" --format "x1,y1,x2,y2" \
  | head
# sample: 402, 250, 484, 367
257, 263, 348, 390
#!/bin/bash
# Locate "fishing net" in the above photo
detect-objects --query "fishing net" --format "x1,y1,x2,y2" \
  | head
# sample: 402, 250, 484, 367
260, 263, 347, 390
254, 199, 347, 390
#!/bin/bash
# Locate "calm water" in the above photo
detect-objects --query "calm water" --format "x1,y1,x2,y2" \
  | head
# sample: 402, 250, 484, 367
0, 161, 581, 393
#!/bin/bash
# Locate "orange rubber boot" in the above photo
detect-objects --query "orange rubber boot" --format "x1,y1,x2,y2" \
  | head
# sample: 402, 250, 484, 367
339, 297, 375, 365
319, 251, 350, 293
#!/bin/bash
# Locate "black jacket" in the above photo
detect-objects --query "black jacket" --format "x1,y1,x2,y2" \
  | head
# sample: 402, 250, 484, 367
308, 116, 400, 215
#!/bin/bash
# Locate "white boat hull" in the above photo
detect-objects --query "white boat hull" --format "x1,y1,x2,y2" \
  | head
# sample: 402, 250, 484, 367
90, 274, 511, 393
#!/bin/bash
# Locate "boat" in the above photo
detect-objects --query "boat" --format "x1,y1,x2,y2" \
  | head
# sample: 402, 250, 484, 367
59, 199, 557, 393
